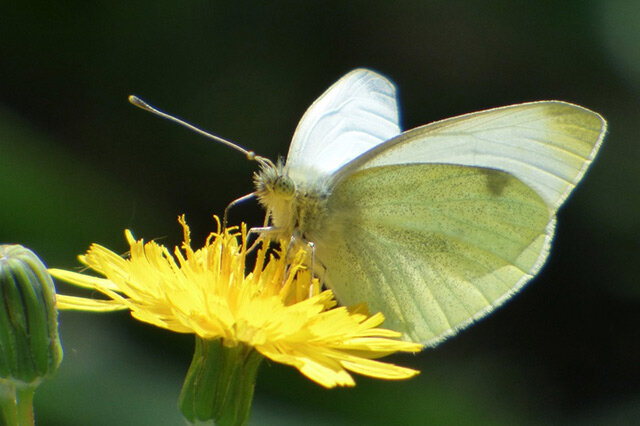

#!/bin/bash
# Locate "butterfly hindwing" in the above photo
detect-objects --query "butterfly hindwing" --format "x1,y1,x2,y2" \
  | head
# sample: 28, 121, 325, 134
313, 164, 552, 344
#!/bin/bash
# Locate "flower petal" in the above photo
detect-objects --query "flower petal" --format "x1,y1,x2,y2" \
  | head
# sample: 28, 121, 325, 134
55, 294, 127, 312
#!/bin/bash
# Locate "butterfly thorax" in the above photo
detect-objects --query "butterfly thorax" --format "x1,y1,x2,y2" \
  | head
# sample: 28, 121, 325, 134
253, 159, 329, 240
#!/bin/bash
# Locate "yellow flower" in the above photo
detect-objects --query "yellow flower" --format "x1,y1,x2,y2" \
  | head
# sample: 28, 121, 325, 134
50, 216, 422, 388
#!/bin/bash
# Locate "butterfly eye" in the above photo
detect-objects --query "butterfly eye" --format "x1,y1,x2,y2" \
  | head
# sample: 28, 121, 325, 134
273, 176, 295, 199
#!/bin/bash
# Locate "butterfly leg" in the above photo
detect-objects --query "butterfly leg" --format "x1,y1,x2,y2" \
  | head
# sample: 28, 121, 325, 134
246, 225, 281, 254
282, 235, 320, 296
223, 192, 256, 229
306, 240, 317, 298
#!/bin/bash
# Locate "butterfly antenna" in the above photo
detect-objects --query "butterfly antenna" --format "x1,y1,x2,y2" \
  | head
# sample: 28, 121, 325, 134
128, 95, 272, 166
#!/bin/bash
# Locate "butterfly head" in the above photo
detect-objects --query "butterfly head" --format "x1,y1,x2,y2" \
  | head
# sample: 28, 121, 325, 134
253, 158, 299, 235
254, 158, 295, 199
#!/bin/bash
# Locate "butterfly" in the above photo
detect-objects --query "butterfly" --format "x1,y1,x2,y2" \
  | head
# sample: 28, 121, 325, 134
130, 68, 606, 345
251, 68, 606, 345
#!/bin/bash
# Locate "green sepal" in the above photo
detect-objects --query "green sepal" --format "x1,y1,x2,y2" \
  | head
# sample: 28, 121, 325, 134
179, 338, 263, 426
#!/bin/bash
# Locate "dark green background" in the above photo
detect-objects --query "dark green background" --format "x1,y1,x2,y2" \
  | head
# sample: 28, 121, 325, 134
1, 1, 638, 425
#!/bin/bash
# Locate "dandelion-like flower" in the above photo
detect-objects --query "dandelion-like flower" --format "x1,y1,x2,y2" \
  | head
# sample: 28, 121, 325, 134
50, 216, 422, 423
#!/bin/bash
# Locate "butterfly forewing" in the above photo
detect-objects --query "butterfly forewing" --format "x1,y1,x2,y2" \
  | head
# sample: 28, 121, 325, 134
335, 101, 606, 213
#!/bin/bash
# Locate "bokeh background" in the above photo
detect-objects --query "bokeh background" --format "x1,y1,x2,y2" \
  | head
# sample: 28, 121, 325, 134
1, 1, 638, 425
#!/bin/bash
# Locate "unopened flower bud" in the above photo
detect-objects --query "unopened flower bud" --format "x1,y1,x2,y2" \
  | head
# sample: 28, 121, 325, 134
0, 245, 62, 385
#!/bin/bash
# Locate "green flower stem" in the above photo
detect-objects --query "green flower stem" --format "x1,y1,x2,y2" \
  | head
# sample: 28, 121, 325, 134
0, 381, 35, 426
179, 338, 263, 426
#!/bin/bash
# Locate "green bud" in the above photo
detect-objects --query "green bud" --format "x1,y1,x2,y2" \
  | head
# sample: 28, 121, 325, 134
0, 245, 62, 385
179, 338, 263, 426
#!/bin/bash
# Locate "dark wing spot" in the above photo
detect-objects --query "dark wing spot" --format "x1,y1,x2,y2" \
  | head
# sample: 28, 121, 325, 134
482, 169, 510, 196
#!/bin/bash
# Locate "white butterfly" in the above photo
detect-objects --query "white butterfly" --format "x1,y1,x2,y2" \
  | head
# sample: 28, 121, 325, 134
252, 68, 606, 345
131, 68, 606, 346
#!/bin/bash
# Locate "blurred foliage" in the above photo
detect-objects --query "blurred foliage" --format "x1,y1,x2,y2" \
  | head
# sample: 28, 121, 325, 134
0, 1, 638, 425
